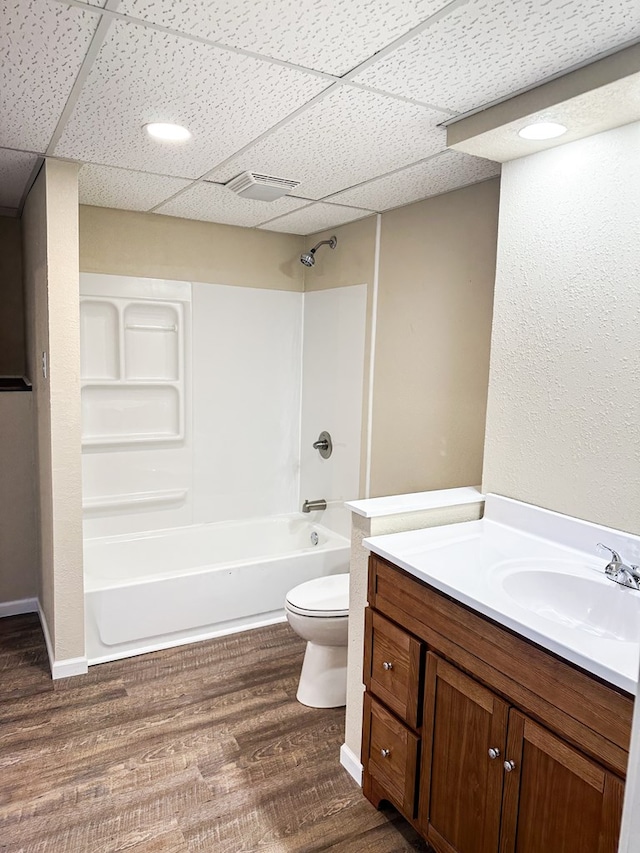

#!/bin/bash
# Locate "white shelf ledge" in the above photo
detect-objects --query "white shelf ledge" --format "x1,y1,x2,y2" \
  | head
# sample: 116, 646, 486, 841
83, 489, 188, 514
345, 486, 484, 519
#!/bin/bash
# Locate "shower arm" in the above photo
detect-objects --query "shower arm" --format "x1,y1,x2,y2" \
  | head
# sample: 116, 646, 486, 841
310, 237, 337, 254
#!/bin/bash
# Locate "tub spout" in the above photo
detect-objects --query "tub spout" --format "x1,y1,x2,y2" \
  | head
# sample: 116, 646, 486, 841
302, 499, 327, 513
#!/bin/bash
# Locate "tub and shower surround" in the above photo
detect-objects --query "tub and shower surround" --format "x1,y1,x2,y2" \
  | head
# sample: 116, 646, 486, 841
80, 272, 367, 664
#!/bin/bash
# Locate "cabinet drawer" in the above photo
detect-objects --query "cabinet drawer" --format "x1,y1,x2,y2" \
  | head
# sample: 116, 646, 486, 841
364, 693, 420, 817
365, 609, 422, 728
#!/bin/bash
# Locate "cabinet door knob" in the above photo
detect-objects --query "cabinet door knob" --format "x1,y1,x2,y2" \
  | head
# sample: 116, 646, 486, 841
504, 760, 516, 773
382, 661, 393, 671
488, 747, 500, 760
380, 748, 390, 758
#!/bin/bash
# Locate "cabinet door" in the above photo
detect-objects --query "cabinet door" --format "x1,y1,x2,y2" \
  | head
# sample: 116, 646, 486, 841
419, 653, 509, 853
500, 711, 625, 853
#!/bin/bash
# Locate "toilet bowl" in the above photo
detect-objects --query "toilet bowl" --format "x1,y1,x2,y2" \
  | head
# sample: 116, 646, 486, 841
285, 573, 350, 709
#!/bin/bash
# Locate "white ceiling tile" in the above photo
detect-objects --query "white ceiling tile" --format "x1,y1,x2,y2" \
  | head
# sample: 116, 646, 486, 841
155, 181, 310, 226
54, 19, 328, 178
117, 0, 449, 76
354, 0, 640, 114
0, 0, 99, 151
207, 87, 448, 199
79, 163, 191, 210
259, 202, 373, 235
327, 151, 500, 211
0, 148, 39, 209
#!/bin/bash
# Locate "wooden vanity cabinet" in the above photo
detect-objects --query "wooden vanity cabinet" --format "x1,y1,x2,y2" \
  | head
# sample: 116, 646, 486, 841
361, 555, 632, 853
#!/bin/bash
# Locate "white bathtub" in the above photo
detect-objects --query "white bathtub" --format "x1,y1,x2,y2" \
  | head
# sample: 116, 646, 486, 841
84, 515, 350, 664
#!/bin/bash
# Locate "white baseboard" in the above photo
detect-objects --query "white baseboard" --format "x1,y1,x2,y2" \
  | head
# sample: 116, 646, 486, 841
0, 597, 38, 618
51, 655, 89, 679
38, 601, 88, 680
340, 742, 363, 787
37, 600, 55, 673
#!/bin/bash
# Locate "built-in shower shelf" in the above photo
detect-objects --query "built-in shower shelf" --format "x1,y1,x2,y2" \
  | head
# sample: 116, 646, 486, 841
80, 295, 185, 449
82, 382, 183, 446
80, 299, 120, 380
83, 488, 188, 514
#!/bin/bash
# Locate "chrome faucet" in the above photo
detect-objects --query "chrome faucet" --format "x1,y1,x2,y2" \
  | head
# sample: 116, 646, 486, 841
302, 499, 327, 513
597, 543, 640, 590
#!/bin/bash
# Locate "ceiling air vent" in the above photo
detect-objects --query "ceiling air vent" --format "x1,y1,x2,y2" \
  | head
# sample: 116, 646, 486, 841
225, 171, 300, 202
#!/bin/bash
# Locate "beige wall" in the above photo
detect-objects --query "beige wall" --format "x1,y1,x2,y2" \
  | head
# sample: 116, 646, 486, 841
23, 159, 84, 662
22, 165, 52, 626
304, 216, 377, 292
483, 122, 640, 535
0, 216, 26, 376
0, 217, 35, 603
80, 206, 305, 291
371, 179, 500, 497
0, 393, 37, 602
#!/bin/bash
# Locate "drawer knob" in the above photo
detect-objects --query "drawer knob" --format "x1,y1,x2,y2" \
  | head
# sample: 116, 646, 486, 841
380, 748, 391, 758
382, 661, 393, 671
504, 760, 516, 773
488, 747, 500, 760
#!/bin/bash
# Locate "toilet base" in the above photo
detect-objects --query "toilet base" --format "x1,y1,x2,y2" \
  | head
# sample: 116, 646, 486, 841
296, 641, 348, 708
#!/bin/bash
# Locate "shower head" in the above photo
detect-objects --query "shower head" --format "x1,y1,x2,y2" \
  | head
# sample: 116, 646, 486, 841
300, 236, 337, 267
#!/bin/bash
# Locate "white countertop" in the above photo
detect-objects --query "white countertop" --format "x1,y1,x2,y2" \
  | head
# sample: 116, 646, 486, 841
364, 495, 640, 694
346, 486, 483, 519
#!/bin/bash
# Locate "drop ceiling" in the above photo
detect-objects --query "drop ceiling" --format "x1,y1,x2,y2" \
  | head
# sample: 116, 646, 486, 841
2, 0, 640, 233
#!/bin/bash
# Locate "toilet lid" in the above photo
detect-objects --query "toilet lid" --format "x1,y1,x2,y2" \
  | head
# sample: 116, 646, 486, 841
285, 573, 349, 617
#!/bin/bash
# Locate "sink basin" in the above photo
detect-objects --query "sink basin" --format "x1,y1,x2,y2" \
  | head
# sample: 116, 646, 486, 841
500, 568, 640, 643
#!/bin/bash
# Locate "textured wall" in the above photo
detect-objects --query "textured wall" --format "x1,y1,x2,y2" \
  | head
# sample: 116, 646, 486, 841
0, 216, 25, 375
483, 121, 640, 535
79, 206, 305, 292
371, 179, 499, 497
0, 393, 37, 602
22, 165, 53, 629
47, 160, 84, 660
23, 160, 85, 661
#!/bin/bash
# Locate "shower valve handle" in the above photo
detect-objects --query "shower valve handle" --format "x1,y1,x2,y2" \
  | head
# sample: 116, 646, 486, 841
312, 431, 333, 459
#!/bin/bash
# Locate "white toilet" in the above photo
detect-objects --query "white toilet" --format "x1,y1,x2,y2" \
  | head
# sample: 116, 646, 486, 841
285, 573, 350, 708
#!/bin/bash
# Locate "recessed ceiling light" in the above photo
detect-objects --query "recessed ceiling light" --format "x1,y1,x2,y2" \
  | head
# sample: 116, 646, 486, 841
144, 122, 192, 142
518, 122, 567, 140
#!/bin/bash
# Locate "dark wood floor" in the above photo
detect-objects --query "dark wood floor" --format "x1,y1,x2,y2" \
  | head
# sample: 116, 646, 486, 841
0, 614, 428, 852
